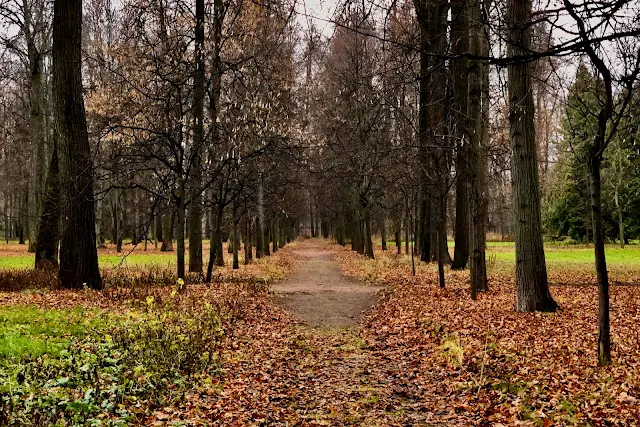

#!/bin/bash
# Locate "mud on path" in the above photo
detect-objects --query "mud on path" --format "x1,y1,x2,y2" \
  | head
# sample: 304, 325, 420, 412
271, 241, 381, 327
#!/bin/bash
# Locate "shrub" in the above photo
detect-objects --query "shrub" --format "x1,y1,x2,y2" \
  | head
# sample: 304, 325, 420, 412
0, 288, 235, 426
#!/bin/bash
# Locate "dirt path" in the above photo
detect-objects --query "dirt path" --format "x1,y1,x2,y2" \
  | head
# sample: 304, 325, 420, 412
271, 242, 381, 327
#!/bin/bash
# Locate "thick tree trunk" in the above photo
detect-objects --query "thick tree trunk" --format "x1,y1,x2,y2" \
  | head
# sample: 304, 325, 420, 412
508, 0, 557, 312
160, 203, 174, 251
469, 0, 489, 298
188, 0, 205, 274
419, 196, 431, 261
414, 1, 432, 263
53, 0, 101, 289
154, 210, 162, 249
451, 0, 470, 270
35, 146, 60, 269
28, 49, 44, 253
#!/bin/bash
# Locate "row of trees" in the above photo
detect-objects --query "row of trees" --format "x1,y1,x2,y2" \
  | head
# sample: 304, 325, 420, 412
301, 0, 640, 366
1, 0, 639, 366
0, 0, 310, 285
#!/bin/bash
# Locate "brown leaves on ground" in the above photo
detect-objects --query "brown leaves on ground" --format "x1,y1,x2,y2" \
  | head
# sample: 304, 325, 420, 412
148, 243, 640, 425
3, 241, 639, 425
334, 245, 640, 426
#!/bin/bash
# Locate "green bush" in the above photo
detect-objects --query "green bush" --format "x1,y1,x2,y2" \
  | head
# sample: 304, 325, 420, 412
0, 294, 227, 426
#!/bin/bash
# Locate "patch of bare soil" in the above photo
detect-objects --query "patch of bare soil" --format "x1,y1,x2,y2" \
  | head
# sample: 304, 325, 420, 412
270, 242, 381, 327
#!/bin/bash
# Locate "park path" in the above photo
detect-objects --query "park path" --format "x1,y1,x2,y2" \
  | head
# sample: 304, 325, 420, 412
270, 241, 382, 327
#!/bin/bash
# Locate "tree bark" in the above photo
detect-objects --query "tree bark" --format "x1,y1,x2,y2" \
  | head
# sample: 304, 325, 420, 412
176, 180, 186, 279
232, 200, 239, 269
364, 207, 374, 259
451, 0, 470, 270
35, 146, 59, 269
469, 0, 489, 298
414, 0, 432, 263
244, 214, 251, 265
381, 217, 387, 251
507, 0, 557, 312
188, 0, 205, 274
590, 155, 610, 365
53, 0, 101, 289
615, 156, 624, 248
160, 202, 174, 251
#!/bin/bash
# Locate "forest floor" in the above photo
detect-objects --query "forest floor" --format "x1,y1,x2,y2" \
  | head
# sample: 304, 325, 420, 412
1, 239, 640, 426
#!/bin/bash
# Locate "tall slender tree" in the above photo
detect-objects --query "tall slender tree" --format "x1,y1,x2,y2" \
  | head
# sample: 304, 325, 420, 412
188, 0, 205, 274
507, 0, 556, 311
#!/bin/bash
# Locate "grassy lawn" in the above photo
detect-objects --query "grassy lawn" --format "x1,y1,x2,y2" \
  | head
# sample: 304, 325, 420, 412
1, 239, 639, 273
488, 244, 640, 266
0, 252, 178, 270
0, 306, 105, 358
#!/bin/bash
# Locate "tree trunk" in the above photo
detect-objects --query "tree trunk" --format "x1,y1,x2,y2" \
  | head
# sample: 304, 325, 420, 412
450, 0, 470, 271
469, 0, 489, 298
419, 196, 431, 261
232, 200, 239, 269
279, 219, 285, 248
589, 155, 610, 365
114, 190, 123, 253
414, 0, 433, 263
188, 0, 205, 274
215, 211, 224, 266
35, 146, 60, 269
256, 216, 263, 258
264, 220, 271, 257
272, 219, 278, 253
437, 196, 446, 288
176, 181, 186, 279
53, 0, 101, 289
364, 208, 374, 259
381, 217, 387, 251
244, 215, 251, 265
205, 207, 221, 282
615, 157, 624, 248
27, 43, 44, 253
508, 0, 557, 312
404, 200, 410, 255
160, 203, 174, 251
395, 219, 401, 255
95, 184, 106, 249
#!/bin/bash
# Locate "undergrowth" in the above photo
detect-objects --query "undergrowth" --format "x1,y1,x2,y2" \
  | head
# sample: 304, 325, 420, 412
0, 283, 257, 426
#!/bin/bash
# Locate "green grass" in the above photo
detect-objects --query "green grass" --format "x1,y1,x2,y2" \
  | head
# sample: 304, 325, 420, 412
488, 245, 640, 266
99, 253, 177, 268
0, 252, 178, 270
0, 306, 105, 358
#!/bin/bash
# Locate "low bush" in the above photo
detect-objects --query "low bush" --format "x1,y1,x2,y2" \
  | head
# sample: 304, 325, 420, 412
0, 286, 244, 426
